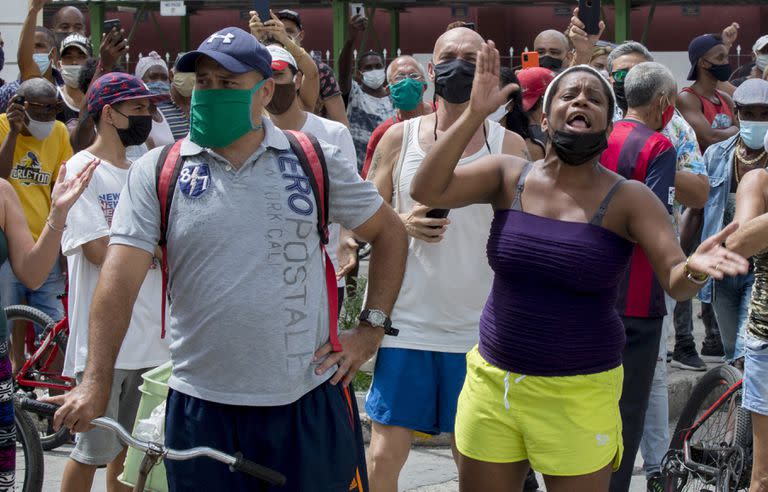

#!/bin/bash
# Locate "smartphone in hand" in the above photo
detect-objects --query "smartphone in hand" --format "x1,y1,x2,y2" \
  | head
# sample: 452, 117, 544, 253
103, 19, 122, 44
252, 0, 271, 24
578, 0, 601, 36
521, 52, 539, 69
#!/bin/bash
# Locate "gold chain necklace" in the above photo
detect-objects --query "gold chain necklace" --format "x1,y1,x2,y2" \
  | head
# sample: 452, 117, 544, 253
734, 141, 768, 184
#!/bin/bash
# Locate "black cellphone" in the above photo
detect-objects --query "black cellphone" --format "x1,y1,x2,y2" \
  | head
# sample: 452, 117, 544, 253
103, 19, 122, 42
426, 209, 449, 229
253, 0, 271, 23
578, 0, 601, 36
463, 22, 476, 31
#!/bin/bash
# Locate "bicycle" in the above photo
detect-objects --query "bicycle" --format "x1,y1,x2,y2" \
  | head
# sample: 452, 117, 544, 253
13, 395, 44, 492
6, 303, 74, 450
20, 398, 287, 491
661, 364, 752, 491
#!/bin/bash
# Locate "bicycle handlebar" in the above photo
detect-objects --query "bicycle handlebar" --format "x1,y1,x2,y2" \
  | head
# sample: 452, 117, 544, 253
20, 398, 286, 486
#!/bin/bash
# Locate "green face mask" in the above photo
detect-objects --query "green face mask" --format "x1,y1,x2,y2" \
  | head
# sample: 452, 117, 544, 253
190, 79, 266, 148
388, 77, 426, 111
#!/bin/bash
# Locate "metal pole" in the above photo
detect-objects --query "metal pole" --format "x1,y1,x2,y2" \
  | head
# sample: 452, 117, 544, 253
389, 9, 399, 59
332, 0, 349, 75
641, 1, 656, 46
614, 0, 631, 44
181, 13, 191, 52
89, 1, 105, 53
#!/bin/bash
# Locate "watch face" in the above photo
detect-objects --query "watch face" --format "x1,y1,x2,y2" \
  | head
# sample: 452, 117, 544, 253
368, 310, 386, 326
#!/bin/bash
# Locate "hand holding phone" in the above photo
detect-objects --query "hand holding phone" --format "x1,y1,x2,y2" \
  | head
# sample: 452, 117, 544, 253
577, 0, 601, 36
103, 19, 122, 44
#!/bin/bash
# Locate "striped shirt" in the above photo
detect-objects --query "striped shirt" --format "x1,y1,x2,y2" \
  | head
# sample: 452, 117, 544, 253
157, 102, 189, 141
601, 119, 677, 318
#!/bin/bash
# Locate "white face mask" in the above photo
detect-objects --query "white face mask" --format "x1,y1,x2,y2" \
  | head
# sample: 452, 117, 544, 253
488, 103, 509, 123
757, 54, 768, 73
60, 64, 83, 89
25, 114, 55, 141
362, 69, 386, 89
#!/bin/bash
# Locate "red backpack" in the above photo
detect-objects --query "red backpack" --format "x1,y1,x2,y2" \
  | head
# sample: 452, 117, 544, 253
154, 131, 342, 352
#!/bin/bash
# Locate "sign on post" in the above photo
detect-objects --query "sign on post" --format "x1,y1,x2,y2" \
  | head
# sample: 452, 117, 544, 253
161, 0, 186, 17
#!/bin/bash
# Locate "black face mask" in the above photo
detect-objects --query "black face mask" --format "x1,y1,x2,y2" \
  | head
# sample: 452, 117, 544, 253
613, 81, 628, 113
706, 62, 732, 82
112, 110, 153, 147
539, 56, 563, 71
551, 130, 608, 166
434, 58, 475, 104
266, 82, 297, 115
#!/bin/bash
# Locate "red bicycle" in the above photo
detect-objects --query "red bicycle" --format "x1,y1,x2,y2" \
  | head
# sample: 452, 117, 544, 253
7, 298, 74, 451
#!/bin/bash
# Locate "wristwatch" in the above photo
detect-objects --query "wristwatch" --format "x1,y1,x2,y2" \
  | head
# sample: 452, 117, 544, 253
359, 309, 399, 336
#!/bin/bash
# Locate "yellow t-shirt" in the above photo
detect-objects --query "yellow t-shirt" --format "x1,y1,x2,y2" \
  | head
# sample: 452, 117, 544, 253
0, 114, 72, 239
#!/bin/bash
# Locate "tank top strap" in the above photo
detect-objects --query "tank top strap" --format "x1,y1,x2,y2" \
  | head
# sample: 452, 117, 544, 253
589, 179, 627, 226
510, 162, 533, 212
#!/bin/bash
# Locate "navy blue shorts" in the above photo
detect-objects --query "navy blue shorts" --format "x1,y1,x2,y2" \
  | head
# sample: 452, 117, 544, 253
164, 381, 368, 492
365, 347, 467, 435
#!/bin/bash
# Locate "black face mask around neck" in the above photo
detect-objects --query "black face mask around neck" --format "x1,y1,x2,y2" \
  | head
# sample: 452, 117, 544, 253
551, 129, 608, 166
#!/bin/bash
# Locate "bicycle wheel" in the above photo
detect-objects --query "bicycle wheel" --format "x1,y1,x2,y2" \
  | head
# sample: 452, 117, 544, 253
6, 306, 71, 450
670, 364, 742, 449
14, 398, 44, 492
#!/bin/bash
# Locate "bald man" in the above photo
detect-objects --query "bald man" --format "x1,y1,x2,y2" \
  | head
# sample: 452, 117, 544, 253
534, 29, 571, 71
361, 55, 432, 179
52, 6, 86, 37
364, 27, 528, 492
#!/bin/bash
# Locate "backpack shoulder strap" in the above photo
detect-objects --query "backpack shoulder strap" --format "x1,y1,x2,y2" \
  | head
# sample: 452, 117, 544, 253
156, 140, 185, 246
154, 140, 184, 339
283, 130, 330, 244
282, 130, 342, 353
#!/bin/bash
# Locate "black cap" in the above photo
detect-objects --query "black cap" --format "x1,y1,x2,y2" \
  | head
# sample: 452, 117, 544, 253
276, 9, 302, 31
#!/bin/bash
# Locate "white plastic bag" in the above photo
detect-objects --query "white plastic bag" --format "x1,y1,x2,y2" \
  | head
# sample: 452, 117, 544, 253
133, 400, 166, 443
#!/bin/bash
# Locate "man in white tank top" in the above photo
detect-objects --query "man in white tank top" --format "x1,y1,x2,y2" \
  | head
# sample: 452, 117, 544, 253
364, 27, 529, 492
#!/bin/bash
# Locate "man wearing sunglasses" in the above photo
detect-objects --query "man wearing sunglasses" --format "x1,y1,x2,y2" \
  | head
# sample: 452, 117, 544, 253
0, 77, 72, 373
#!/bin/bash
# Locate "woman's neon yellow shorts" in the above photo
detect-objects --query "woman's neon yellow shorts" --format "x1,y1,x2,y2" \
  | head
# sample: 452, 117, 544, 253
455, 346, 624, 477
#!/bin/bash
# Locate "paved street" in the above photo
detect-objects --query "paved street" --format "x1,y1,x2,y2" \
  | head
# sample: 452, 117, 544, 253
35, 300, 718, 491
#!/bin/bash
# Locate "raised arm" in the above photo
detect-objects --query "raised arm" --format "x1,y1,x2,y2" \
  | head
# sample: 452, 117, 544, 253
3, 160, 97, 289
18, 0, 48, 81
410, 40, 519, 209
338, 14, 367, 96
725, 168, 768, 258
567, 8, 605, 67
677, 91, 738, 150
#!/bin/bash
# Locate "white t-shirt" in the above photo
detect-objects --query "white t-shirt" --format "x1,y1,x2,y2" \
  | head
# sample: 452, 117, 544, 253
62, 150, 170, 376
301, 113, 358, 288
149, 114, 175, 148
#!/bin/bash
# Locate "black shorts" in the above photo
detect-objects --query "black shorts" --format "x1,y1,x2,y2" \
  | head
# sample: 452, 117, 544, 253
164, 381, 368, 492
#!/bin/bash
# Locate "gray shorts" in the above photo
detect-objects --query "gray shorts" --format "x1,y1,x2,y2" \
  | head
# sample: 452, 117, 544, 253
70, 368, 151, 466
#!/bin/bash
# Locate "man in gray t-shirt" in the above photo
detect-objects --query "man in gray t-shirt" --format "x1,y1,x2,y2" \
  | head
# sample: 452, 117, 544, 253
51, 27, 408, 492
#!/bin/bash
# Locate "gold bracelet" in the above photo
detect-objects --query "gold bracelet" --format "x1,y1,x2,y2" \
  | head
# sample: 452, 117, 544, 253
684, 256, 709, 284
46, 218, 66, 233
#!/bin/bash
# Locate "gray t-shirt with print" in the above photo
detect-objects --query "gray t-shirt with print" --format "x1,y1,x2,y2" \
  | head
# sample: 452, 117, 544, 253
109, 119, 383, 406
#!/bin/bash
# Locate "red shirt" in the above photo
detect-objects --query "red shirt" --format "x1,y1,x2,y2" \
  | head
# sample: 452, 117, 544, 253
601, 120, 677, 318
361, 116, 398, 179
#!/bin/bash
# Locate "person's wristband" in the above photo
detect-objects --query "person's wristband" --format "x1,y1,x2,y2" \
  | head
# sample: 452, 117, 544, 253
46, 218, 67, 233
684, 256, 709, 284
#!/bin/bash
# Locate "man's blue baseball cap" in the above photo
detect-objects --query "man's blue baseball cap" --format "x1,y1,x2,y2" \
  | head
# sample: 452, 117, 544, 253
176, 27, 273, 78
687, 34, 723, 81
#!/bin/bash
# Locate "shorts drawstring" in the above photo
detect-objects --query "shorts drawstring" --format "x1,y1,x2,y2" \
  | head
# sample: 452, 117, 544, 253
503, 372, 510, 410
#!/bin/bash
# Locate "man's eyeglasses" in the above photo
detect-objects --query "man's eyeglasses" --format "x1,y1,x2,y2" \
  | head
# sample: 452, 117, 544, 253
25, 101, 61, 119
610, 69, 629, 83
391, 72, 425, 84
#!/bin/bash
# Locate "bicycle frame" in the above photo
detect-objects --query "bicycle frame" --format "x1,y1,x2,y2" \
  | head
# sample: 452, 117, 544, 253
15, 316, 74, 392
681, 378, 745, 480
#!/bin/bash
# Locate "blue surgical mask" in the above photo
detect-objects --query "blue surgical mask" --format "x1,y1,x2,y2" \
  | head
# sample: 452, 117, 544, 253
146, 80, 171, 95
739, 120, 768, 150
33, 50, 52, 75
